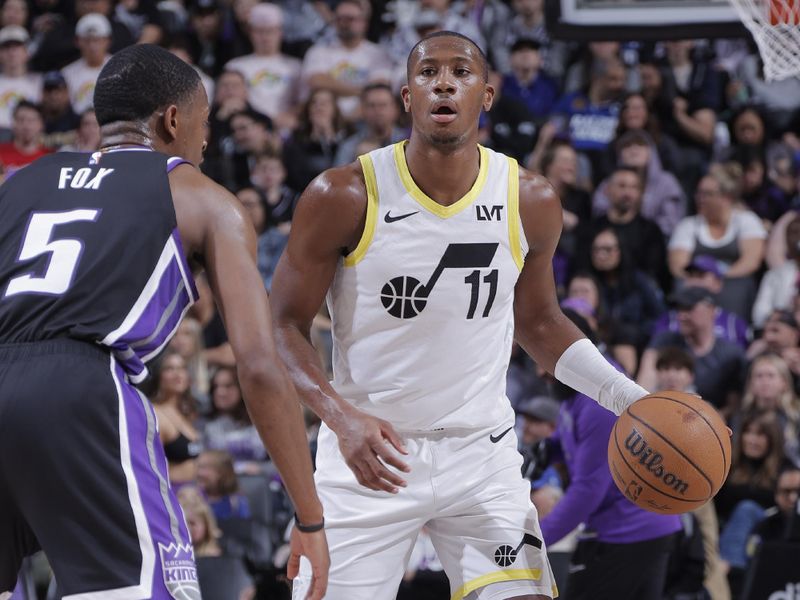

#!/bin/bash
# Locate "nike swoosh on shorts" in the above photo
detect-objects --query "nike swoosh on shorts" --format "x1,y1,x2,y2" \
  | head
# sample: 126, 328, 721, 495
489, 426, 513, 443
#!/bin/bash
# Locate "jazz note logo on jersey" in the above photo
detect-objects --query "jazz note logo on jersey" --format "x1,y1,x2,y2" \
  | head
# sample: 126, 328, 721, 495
380, 242, 498, 319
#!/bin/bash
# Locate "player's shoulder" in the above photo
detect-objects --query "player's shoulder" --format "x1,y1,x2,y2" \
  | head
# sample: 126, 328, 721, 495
516, 164, 559, 211
298, 161, 367, 213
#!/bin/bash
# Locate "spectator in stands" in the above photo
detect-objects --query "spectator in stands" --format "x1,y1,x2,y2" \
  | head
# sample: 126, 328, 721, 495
500, 39, 559, 122
40, 70, 80, 146
736, 53, 800, 131
236, 185, 288, 291
746, 463, 800, 551
653, 254, 750, 349
594, 129, 686, 238
539, 309, 682, 600
168, 317, 210, 408
753, 214, 800, 329
668, 162, 767, 319
639, 286, 746, 416
1, 0, 27, 29
654, 41, 723, 194
541, 140, 591, 266
654, 346, 697, 394
738, 353, 800, 465
203, 366, 268, 474
0, 100, 50, 176
716, 412, 785, 525
565, 271, 638, 375
31, 0, 134, 72
149, 350, 202, 489
224, 3, 301, 133
58, 108, 99, 152
113, 0, 162, 44
503, 0, 567, 79
0, 26, 41, 132
196, 449, 252, 521
563, 41, 636, 95
61, 13, 112, 114
210, 107, 275, 190
301, 0, 392, 120
716, 413, 786, 594
584, 226, 665, 350
541, 57, 626, 185
178, 486, 223, 558
728, 144, 792, 226
747, 309, 800, 365
334, 82, 404, 166
250, 150, 296, 229
185, 0, 234, 77
282, 87, 346, 191
577, 166, 668, 289
613, 91, 680, 176
206, 69, 250, 159
166, 37, 215, 103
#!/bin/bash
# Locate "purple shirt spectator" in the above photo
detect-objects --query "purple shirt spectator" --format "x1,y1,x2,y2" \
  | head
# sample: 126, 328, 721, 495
540, 392, 681, 545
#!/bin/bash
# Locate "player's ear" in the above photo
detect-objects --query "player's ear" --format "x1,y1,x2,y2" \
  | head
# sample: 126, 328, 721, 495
483, 84, 495, 113
400, 85, 411, 113
159, 104, 180, 142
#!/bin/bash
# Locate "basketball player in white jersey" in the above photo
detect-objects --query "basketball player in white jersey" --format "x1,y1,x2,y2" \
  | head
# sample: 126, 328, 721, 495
271, 31, 648, 600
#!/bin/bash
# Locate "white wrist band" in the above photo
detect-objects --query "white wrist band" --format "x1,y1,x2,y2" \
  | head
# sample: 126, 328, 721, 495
554, 338, 649, 415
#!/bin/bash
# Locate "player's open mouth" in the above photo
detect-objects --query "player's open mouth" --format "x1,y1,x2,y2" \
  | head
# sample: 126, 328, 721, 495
430, 101, 457, 123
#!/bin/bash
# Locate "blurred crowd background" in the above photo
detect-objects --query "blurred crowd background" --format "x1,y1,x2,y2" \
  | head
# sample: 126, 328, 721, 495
5, 0, 800, 598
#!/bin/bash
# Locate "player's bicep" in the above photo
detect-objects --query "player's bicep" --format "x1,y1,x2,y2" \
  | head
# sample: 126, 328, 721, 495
271, 169, 365, 333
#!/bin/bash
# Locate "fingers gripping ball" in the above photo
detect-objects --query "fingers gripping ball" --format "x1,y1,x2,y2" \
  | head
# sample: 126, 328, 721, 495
608, 391, 731, 514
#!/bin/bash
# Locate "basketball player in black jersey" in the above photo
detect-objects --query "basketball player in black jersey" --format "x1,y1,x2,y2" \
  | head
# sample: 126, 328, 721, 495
0, 45, 328, 599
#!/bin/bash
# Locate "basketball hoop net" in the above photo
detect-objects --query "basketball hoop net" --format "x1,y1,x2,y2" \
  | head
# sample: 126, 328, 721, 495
728, 0, 800, 81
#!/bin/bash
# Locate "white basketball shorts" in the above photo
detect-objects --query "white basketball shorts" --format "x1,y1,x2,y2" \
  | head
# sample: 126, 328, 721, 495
292, 419, 557, 600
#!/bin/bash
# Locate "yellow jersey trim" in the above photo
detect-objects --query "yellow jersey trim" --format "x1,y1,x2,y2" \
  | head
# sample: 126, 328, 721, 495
392, 141, 488, 219
450, 568, 549, 600
344, 154, 379, 267
506, 157, 524, 272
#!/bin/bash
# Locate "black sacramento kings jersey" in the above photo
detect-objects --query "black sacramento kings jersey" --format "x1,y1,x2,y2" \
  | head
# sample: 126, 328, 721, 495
0, 149, 197, 383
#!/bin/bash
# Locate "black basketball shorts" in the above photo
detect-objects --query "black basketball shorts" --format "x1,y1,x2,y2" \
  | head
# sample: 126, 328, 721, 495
0, 339, 200, 599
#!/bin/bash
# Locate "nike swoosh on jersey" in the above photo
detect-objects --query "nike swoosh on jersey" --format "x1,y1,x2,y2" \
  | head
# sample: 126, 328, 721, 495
489, 426, 513, 443
384, 210, 419, 223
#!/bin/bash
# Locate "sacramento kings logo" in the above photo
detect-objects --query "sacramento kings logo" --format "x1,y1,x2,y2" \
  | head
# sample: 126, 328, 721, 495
159, 542, 201, 600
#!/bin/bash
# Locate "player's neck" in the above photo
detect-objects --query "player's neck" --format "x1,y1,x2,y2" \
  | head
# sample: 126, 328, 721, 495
403, 135, 481, 206
100, 123, 155, 153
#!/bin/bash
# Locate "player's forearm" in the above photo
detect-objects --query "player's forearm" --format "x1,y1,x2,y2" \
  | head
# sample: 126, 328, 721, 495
275, 323, 356, 433
236, 358, 323, 523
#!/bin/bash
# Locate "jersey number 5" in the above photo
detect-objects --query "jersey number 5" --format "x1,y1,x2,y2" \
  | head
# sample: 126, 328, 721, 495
4, 209, 100, 298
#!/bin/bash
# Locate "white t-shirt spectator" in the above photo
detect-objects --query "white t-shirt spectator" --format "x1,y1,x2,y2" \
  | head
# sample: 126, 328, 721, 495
0, 73, 41, 128
301, 38, 393, 118
752, 260, 799, 328
62, 56, 110, 114
668, 210, 767, 253
224, 53, 301, 119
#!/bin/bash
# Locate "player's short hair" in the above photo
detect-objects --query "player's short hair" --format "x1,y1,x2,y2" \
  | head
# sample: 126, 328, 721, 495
407, 31, 489, 83
655, 346, 695, 373
94, 44, 201, 127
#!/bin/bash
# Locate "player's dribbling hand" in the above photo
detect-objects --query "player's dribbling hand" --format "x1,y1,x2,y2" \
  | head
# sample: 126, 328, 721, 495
288, 527, 330, 600
334, 408, 410, 493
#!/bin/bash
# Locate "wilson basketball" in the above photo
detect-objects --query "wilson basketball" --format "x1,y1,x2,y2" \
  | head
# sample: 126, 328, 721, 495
607, 391, 731, 515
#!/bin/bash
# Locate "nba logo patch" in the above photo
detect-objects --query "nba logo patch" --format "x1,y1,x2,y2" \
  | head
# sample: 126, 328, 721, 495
158, 542, 201, 600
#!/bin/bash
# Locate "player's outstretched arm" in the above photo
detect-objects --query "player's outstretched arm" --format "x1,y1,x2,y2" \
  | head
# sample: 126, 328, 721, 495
270, 165, 410, 493
512, 168, 648, 415
170, 166, 328, 599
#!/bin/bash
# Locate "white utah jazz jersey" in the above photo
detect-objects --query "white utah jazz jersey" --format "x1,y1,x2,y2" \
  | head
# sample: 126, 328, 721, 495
327, 141, 529, 431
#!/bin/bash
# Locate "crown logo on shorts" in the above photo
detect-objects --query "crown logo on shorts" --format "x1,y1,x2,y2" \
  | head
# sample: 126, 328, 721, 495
158, 542, 200, 600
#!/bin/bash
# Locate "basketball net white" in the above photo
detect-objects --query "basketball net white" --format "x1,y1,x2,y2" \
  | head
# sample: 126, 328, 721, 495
728, 0, 800, 80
